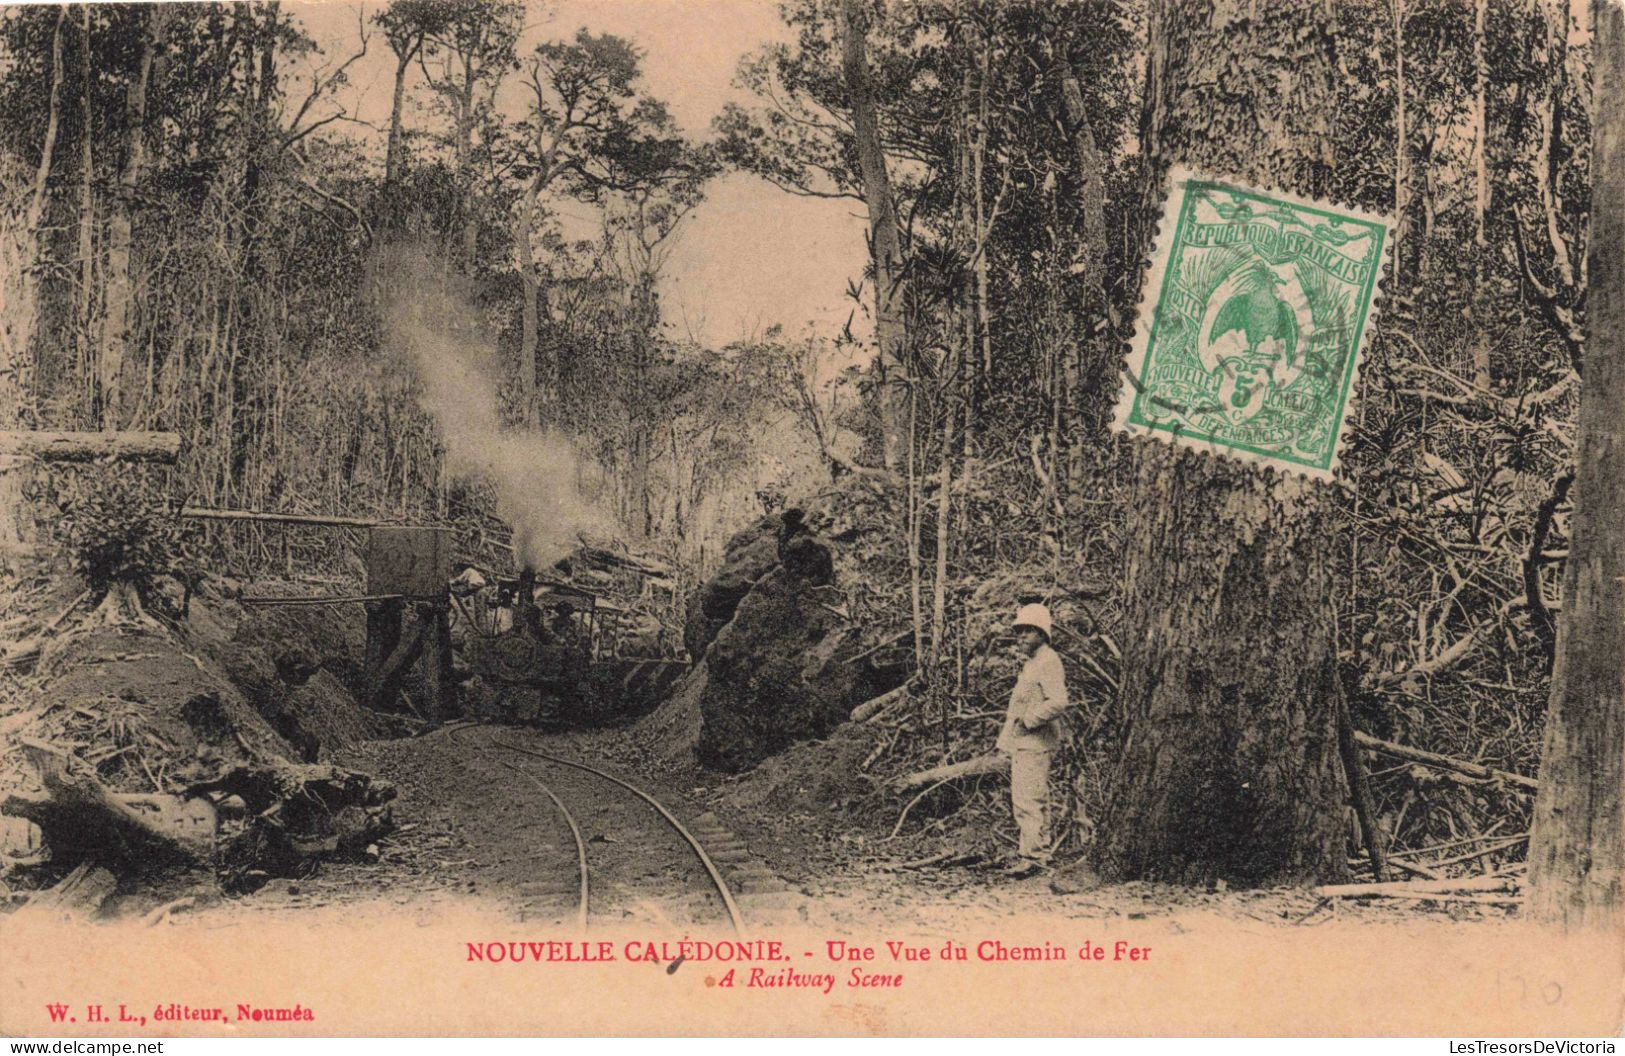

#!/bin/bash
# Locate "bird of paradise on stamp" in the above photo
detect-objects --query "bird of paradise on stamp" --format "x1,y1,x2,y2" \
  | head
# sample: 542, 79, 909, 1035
1113, 168, 1390, 481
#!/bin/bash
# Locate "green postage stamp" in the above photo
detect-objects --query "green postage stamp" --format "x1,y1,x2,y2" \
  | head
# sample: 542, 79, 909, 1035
1112, 168, 1390, 482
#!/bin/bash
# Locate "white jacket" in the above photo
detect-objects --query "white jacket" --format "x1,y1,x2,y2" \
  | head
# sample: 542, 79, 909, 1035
997, 644, 1069, 753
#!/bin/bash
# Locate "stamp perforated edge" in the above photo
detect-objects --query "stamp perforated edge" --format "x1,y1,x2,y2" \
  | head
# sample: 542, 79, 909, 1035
1109, 165, 1394, 485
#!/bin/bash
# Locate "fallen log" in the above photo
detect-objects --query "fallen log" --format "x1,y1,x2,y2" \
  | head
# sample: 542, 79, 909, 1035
1385, 857, 1443, 881
1314, 875, 1517, 899
0, 431, 180, 463
891, 752, 1008, 792
2, 742, 209, 870
187, 761, 395, 817
188, 762, 395, 883
1378, 892, 1523, 905
1353, 732, 1539, 793
851, 684, 909, 723
1425, 834, 1527, 870
10, 862, 117, 923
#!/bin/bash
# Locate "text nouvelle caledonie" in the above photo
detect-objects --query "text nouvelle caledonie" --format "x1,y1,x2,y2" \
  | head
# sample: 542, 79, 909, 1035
465, 938, 1150, 965
464, 938, 1152, 993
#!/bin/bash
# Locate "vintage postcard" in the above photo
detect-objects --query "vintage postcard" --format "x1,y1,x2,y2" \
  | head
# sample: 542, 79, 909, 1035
1, 0, 1622, 1041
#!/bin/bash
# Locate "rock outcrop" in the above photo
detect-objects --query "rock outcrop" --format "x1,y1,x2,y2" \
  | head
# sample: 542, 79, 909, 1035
683, 513, 781, 660
680, 508, 895, 770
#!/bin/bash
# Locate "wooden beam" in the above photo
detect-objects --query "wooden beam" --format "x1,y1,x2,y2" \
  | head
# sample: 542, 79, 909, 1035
421, 603, 454, 723
0, 431, 180, 463
180, 506, 377, 528
241, 593, 404, 606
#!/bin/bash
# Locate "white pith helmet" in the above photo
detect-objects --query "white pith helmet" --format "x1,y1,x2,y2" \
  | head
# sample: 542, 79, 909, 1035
1013, 603, 1053, 638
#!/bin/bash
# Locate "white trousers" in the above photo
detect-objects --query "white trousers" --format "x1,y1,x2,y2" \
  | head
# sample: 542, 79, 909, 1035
1008, 749, 1052, 861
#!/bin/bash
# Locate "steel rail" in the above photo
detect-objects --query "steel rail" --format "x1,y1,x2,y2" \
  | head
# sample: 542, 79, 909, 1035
494, 758, 590, 933
488, 736, 746, 936
448, 726, 589, 931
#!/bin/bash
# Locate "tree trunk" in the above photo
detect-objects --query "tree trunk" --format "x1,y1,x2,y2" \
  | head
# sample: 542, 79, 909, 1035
0, 7, 67, 566
386, 48, 413, 186
77, 3, 96, 416
101, 3, 168, 429
929, 350, 955, 672
1526, 0, 1625, 932
1470, 0, 1491, 391
28, 6, 65, 237
457, 55, 478, 263
972, 40, 993, 397
1094, 0, 1351, 887
837, 0, 909, 473
1393, 0, 1409, 286
1059, 61, 1109, 440
512, 187, 540, 425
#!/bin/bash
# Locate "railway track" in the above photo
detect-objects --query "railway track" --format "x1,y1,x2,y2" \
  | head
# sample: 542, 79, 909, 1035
448, 724, 746, 935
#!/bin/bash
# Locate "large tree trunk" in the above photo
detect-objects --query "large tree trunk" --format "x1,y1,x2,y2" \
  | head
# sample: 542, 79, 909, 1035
1094, 0, 1351, 887
837, 0, 909, 473
1526, 0, 1625, 932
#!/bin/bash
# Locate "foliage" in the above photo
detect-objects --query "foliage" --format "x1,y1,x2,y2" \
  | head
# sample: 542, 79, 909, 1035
46, 468, 198, 603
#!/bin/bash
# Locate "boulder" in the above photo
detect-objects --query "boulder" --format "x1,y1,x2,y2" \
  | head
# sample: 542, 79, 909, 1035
683, 514, 781, 659
696, 568, 882, 772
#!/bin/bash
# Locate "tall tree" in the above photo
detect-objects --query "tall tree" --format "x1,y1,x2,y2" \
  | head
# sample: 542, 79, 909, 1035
592, 142, 716, 536
1470, 0, 1492, 390
1058, 58, 1109, 441
510, 30, 651, 421
1392, 0, 1408, 286
0, 5, 65, 563
374, 0, 449, 187
837, 0, 910, 473
1526, 0, 1624, 932
101, 3, 170, 428
1094, 0, 1355, 885
419, 0, 520, 261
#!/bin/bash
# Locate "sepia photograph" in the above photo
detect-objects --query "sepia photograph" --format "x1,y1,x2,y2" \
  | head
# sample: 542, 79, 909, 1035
0, 0, 1620, 1039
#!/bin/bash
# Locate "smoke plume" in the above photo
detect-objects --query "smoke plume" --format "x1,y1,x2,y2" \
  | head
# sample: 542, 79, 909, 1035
369, 243, 613, 570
